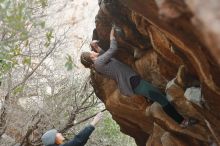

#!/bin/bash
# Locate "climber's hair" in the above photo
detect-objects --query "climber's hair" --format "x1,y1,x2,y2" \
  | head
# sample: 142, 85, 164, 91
80, 52, 94, 68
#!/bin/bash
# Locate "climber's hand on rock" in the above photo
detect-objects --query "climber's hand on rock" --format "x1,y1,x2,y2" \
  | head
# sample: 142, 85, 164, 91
90, 40, 100, 52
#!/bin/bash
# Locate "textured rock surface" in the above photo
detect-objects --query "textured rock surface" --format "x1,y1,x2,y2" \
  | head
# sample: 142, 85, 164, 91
91, 0, 220, 145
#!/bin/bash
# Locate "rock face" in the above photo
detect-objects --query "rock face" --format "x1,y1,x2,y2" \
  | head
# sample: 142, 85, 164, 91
90, 0, 220, 145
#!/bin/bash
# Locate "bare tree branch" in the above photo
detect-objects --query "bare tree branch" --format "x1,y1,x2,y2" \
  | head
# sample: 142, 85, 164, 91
20, 112, 41, 146
0, 40, 59, 137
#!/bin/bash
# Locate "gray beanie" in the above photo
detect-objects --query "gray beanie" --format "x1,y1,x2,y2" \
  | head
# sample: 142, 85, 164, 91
41, 129, 57, 146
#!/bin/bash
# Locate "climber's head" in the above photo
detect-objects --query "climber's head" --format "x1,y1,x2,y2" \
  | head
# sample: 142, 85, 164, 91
81, 51, 98, 68
41, 129, 65, 146
81, 40, 100, 68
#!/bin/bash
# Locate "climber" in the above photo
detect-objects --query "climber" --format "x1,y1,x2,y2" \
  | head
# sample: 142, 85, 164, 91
41, 112, 103, 146
80, 26, 197, 128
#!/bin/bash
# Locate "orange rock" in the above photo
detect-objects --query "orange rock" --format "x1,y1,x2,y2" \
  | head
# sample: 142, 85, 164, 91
91, 1, 220, 145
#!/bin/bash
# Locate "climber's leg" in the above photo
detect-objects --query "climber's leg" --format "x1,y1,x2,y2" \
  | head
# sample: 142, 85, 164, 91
133, 79, 169, 106
162, 103, 184, 124
133, 79, 184, 124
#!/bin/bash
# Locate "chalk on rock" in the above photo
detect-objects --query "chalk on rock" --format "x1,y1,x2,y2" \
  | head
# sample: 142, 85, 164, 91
184, 87, 203, 107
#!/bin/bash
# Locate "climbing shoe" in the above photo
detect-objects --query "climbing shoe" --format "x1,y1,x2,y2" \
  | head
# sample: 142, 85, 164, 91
180, 117, 199, 128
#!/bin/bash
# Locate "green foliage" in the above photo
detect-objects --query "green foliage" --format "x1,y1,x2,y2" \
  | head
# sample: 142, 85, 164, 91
0, 0, 49, 80
0, 0, 29, 41
65, 54, 74, 71
22, 57, 31, 65
44, 30, 54, 47
102, 116, 120, 139
13, 85, 24, 95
